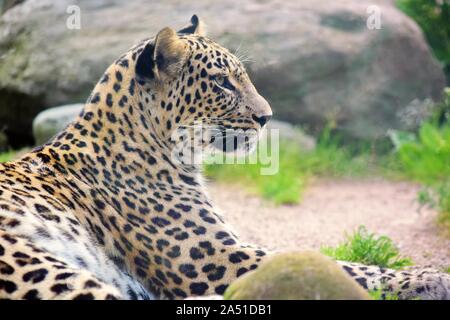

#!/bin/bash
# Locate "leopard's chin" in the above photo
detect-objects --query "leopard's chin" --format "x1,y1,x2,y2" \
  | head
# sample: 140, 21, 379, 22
208, 127, 260, 155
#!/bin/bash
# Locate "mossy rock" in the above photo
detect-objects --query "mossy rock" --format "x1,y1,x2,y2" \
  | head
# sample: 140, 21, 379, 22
224, 251, 371, 300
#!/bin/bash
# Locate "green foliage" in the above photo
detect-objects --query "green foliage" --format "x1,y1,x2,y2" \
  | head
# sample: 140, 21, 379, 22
417, 187, 435, 208
0, 151, 15, 163
395, 122, 450, 183
204, 128, 376, 205
436, 184, 450, 229
390, 112, 450, 226
397, 0, 450, 80
321, 226, 413, 269
296, 127, 375, 177
204, 141, 306, 205
416, 184, 450, 228
369, 290, 400, 300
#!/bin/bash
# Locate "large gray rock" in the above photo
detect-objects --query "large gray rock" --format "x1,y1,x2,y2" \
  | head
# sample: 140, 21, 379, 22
32, 103, 82, 145
0, 0, 445, 146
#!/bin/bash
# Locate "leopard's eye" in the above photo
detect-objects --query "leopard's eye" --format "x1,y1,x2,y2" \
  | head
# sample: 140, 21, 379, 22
214, 75, 235, 91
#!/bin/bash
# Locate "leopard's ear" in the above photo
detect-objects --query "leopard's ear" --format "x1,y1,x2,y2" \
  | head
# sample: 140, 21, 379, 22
153, 27, 188, 80
178, 14, 206, 36
135, 27, 187, 82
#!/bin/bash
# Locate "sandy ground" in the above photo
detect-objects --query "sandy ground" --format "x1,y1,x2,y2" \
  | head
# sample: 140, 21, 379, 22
207, 179, 450, 268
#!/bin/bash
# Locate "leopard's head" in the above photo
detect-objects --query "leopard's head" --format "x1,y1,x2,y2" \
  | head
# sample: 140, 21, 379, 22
132, 15, 272, 159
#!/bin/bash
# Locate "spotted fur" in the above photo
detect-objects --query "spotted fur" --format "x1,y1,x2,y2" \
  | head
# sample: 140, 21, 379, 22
0, 15, 449, 300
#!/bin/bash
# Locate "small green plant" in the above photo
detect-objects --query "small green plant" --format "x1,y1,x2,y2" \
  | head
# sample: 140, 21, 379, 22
369, 289, 400, 300
390, 112, 450, 229
435, 183, 450, 228
417, 187, 436, 209
395, 122, 450, 183
415, 185, 450, 227
0, 151, 15, 163
321, 226, 413, 269
297, 127, 376, 177
204, 141, 306, 205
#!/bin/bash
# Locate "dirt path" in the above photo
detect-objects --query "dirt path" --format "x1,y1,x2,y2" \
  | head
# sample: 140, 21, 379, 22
207, 179, 450, 268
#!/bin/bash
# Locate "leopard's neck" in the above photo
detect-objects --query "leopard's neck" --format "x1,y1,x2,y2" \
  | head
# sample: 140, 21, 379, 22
24, 64, 207, 221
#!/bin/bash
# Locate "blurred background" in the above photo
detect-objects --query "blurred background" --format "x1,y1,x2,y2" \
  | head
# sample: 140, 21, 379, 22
0, 0, 448, 272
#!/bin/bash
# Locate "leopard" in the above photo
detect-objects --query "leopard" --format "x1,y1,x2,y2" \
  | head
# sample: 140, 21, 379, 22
0, 15, 449, 300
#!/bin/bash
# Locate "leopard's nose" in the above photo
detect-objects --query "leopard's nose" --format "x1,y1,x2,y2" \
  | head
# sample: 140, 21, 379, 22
252, 114, 272, 127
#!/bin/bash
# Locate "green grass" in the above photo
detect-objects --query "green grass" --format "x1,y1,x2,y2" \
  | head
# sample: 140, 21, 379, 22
320, 226, 413, 269
394, 122, 450, 183
0, 150, 15, 163
322, 227, 412, 299
416, 184, 450, 232
205, 128, 378, 205
205, 140, 306, 205
369, 290, 400, 300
